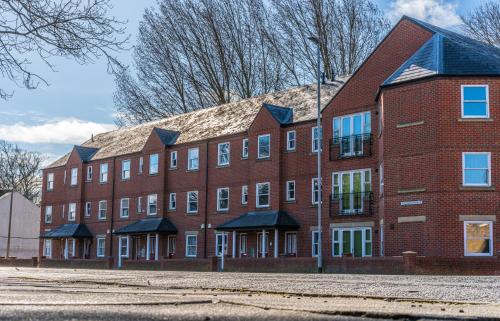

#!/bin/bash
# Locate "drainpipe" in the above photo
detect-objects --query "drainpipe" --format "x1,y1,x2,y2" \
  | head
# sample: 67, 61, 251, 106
203, 140, 209, 258
109, 157, 116, 263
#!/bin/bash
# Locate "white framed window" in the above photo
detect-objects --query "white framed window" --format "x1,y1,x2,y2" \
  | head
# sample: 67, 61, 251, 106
187, 191, 198, 213
218, 142, 230, 166
185, 234, 197, 257
169, 193, 176, 210
99, 163, 108, 183
240, 234, 247, 255
120, 236, 129, 258
461, 85, 489, 118
242, 138, 249, 158
188, 148, 199, 170
63, 170, 66, 185
333, 112, 371, 156
62, 204, 65, 218
86, 166, 93, 181
311, 127, 322, 153
464, 221, 493, 256
332, 169, 372, 213
167, 236, 176, 255
285, 232, 297, 255
215, 233, 229, 257
217, 187, 229, 211
44, 206, 53, 223
463, 152, 491, 186
122, 160, 131, 180
147, 194, 157, 215
70, 168, 78, 186
96, 237, 106, 257
85, 202, 91, 217
256, 182, 270, 208
136, 197, 143, 213
98, 200, 107, 220
149, 154, 159, 175
286, 180, 295, 201
43, 239, 52, 258
379, 163, 384, 195
241, 185, 248, 205
312, 178, 321, 204
332, 228, 372, 257
47, 173, 54, 191
312, 231, 319, 257
170, 151, 178, 169
120, 198, 129, 218
139, 156, 144, 174
286, 130, 296, 151
68, 203, 76, 221
257, 134, 270, 159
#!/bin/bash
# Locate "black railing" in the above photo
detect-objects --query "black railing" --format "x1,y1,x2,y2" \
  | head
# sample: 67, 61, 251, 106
329, 134, 372, 160
329, 192, 374, 217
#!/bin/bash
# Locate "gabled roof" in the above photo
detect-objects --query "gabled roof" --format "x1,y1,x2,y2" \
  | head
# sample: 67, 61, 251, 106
383, 16, 500, 86
153, 128, 180, 146
263, 104, 293, 125
216, 211, 300, 231
74, 146, 99, 162
114, 218, 177, 235
40, 224, 92, 239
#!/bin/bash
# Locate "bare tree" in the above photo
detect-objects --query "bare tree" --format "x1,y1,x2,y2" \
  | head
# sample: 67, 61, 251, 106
0, 141, 43, 202
462, 1, 500, 47
0, 0, 127, 99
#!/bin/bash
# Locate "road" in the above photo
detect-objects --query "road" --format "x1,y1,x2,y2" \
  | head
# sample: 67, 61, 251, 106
0, 267, 499, 320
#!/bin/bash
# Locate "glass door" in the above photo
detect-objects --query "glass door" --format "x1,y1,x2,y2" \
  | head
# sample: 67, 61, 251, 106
332, 228, 372, 257
340, 172, 363, 213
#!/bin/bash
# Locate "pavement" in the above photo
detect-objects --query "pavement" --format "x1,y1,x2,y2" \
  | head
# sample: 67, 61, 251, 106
0, 267, 499, 320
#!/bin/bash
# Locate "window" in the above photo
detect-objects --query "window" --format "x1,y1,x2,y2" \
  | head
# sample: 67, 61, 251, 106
464, 221, 493, 256
217, 188, 229, 211
242, 139, 249, 158
463, 152, 491, 186
286, 232, 297, 255
44, 206, 53, 223
333, 112, 371, 156
96, 237, 106, 257
187, 191, 198, 213
68, 203, 76, 221
120, 198, 129, 218
139, 157, 144, 174
332, 169, 372, 213
256, 182, 270, 208
47, 173, 54, 191
286, 181, 295, 201
186, 234, 197, 257
312, 127, 322, 153
120, 236, 129, 258
100, 163, 108, 183
379, 163, 384, 195
86, 166, 93, 181
122, 160, 131, 180
241, 185, 248, 205
257, 134, 270, 159
332, 228, 372, 257
218, 142, 230, 166
43, 239, 52, 258
188, 148, 199, 170
85, 202, 91, 217
240, 234, 247, 255
169, 193, 176, 210
70, 168, 78, 186
312, 178, 321, 204
461, 85, 489, 118
98, 200, 107, 219
286, 131, 296, 151
137, 197, 143, 213
215, 233, 229, 257
63, 170, 66, 185
149, 154, 159, 175
170, 151, 177, 169
147, 194, 157, 215
167, 236, 176, 255
312, 231, 319, 257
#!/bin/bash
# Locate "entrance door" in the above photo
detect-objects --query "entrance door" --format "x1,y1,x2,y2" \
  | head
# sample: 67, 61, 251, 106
257, 232, 269, 257
340, 172, 363, 213
149, 236, 156, 260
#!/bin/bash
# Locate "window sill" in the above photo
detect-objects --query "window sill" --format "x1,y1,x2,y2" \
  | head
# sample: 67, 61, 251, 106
121, 179, 131, 182
186, 212, 198, 215
286, 149, 296, 153
169, 167, 177, 171
241, 157, 248, 160
396, 120, 425, 128
460, 185, 495, 191
216, 210, 229, 214
255, 206, 271, 210
216, 165, 230, 169
148, 173, 159, 177
256, 157, 271, 162
186, 169, 199, 172
458, 117, 492, 122
284, 200, 296, 204
98, 182, 108, 185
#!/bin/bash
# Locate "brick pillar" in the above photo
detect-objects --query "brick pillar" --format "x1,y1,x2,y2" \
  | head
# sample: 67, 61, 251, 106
209, 256, 218, 272
403, 251, 417, 274
106, 256, 114, 269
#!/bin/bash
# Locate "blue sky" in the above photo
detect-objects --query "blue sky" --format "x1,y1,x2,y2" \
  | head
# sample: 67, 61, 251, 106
0, 0, 487, 164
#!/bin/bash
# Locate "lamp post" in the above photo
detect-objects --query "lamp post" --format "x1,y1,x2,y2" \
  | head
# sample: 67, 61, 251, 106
308, 35, 322, 273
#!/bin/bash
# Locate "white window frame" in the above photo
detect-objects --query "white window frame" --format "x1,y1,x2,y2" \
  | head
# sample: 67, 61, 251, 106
98, 200, 107, 220
85, 202, 91, 217
311, 178, 321, 205
311, 231, 319, 257
86, 166, 93, 181
45, 206, 53, 223
120, 236, 129, 258
331, 169, 372, 213
96, 237, 106, 257
333, 112, 372, 139
286, 180, 295, 201
188, 148, 199, 170
99, 163, 108, 183
239, 233, 247, 255
47, 173, 54, 191
217, 187, 230, 211
149, 154, 159, 175
332, 227, 373, 257
257, 134, 270, 159
461, 85, 489, 119
256, 182, 270, 208
120, 198, 130, 218
121, 160, 131, 180
68, 203, 76, 221
187, 191, 198, 214
217, 142, 230, 166
285, 232, 297, 255
167, 236, 176, 255
462, 152, 491, 187
147, 194, 157, 215
287, 130, 296, 151
139, 156, 144, 174
70, 168, 78, 186
215, 233, 229, 257
185, 234, 197, 257
464, 221, 493, 257
311, 126, 322, 153
136, 197, 143, 213
170, 151, 178, 169
43, 239, 52, 258
169, 193, 176, 210
242, 138, 249, 158
241, 185, 248, 205
379, 163, 384, 195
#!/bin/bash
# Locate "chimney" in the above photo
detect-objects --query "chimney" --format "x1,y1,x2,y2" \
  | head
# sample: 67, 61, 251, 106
91, 134, 94, 142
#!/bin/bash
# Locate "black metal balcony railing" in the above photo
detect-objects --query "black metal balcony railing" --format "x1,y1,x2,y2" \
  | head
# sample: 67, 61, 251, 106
329, 134, 372, 161
329, 192, 374, 217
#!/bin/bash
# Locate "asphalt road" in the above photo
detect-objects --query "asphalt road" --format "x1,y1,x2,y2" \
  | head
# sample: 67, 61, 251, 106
0, 267, 499, 321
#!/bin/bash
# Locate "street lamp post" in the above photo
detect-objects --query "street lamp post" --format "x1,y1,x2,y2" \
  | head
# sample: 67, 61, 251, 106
308, 36, 322, 273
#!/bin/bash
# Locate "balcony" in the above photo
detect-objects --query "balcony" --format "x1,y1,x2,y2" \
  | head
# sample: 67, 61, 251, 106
329, 134, 372, 160
329, 192, 374, 217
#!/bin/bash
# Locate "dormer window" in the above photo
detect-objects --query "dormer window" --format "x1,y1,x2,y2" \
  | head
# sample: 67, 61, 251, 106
100, 163, 108, 183
149, 154, 159, 175
218, 142, 230, 166
122, 160, 131, 180
257, 134, 270, 159
70, 168, 78, 186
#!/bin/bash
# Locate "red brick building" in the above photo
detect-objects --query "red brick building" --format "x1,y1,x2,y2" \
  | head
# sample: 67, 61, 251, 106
40, 17, 500, 268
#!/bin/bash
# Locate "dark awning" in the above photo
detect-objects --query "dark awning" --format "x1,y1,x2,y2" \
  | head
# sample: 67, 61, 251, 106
216, 211, 300, 231
114, 218, 177, 235
40, 224, 92, 239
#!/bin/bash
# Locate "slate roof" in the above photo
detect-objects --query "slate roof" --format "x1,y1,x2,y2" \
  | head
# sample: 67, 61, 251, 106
383, 16, 500, 86
40, 224, 92, 239
45, 80, 348, 169
74, 146, 99, 162
153, 128, 180, 146
263, 104, 293, 125
216, 211, 300, 231
114, 218, 177, 235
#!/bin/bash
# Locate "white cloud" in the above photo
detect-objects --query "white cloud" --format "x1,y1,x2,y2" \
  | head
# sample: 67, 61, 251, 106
388, 0, 462, 28
0, 118, 116, 145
